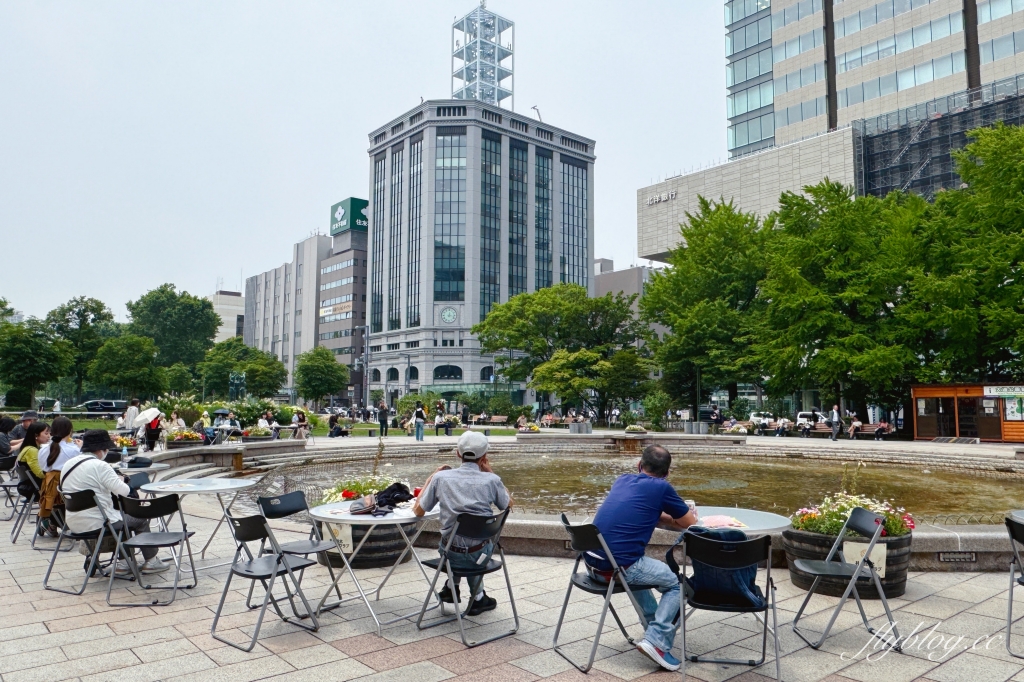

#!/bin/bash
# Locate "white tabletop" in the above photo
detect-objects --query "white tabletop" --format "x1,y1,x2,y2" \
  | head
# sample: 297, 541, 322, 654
141, 478, 256, 495
309, 500, 438, 525
695, 506, 792, 533
112, 462, 171, 475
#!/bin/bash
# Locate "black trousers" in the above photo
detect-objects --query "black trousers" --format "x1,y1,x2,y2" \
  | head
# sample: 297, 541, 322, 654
379, 420, 388, 436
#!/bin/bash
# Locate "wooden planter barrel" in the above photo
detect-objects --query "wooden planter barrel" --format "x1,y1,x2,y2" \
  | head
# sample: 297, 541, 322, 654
783, 528, 911, 599
241, 435, 272, 442
167, 439, 203, 449
315, 520, 420, 570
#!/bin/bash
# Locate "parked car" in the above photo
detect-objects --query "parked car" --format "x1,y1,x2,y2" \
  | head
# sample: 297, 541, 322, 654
796, 409, 823, 426
748, 411, 774, 435
74, 399, 128, 413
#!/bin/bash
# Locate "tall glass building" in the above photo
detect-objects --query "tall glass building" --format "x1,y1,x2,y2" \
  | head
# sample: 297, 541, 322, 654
365, 100, 595, 405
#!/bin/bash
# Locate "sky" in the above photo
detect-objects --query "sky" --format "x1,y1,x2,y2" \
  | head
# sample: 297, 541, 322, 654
0, 0, 726, 321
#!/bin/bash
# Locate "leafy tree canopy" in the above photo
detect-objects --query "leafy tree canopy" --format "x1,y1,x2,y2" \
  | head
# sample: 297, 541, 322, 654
294, 346, 349, 405
0, 319, 73, 404
88, 334, 167, 399
165, 363, 194, 395
126, 284, 220, 366
198, 337, 285, 399
45, 296, 114, 402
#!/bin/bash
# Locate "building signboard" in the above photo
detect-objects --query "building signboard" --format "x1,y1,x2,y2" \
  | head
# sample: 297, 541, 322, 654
330, 197, 370, 235
319, 302, 354, 316
984, 386, 1024, 397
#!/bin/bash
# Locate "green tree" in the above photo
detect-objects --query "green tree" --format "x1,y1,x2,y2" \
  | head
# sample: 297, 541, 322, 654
596, 349, 655, 413
641, 197, 768, 410
530, 349, 609, 412
473, 283, 647, 417
45, 297, 114, 402
165, 363, 194, 395
0, 298, 13, 319
294, 346, 350, 406
0, 319, 73, 405
88, 334, 167, 399
642, 389, 673, 431
242, 352, 288, 399
198, 337, 285, 399
126, 284, 220, 366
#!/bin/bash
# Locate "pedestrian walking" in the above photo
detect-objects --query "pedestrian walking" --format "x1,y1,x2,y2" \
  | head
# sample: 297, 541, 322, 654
829, 404, 842, 441
414, 401, 427, 441
378, 400, 389, 436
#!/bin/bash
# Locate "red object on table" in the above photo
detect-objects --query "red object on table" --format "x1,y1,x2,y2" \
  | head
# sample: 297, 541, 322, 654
414, 487, 422, 497
342, 490, 356, 499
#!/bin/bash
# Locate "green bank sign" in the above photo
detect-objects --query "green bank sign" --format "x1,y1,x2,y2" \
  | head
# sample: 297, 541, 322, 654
330, 197, 369, 235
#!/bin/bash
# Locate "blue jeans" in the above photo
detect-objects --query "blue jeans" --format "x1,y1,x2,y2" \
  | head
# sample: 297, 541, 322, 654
415, 421, 425, 440
441, 540, 494, 599
595, 556, 680, 652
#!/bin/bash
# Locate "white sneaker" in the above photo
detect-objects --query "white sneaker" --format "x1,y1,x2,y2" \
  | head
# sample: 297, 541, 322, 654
141, 557, 170, 574
103, 560, 132, 577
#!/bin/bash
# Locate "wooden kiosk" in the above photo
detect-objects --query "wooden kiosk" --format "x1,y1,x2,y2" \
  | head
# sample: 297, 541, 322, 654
911, 384, 1024, 442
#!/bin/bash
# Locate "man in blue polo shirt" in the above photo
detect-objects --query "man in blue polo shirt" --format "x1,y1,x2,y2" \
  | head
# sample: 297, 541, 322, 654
587, 444, 697, 671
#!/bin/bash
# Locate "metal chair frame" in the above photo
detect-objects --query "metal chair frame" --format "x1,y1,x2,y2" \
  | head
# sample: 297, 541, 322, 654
1003, 515, 1024, 658
43, 489, 127, 595
791, 507, 902, 652
211, 512, 320, 652
10, 462, 40, 544
415, 508, 519, 648
672, 532, 780, 682
0, 455, 18, 520
105, 493, 198, 607
553, 513, 654, 673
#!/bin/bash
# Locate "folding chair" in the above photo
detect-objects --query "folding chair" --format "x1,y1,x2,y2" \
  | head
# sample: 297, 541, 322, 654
669, 531, 780, 682
43, 489, 126, 595
106, 493, 198, 607
0, 455, 19, 520
1004, 515, 1024, 658
252, 491, 343, 615
211, 513, 320, 652
10, 463, 39, 544
791, 506, 901, 651
553, 513, 654, 673
415, 508, 519, 648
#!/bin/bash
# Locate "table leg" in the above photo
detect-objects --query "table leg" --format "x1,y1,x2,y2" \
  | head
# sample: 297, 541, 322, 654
374, 522, 442, 627
200, 492, 238, 559
317, 522, 382, 633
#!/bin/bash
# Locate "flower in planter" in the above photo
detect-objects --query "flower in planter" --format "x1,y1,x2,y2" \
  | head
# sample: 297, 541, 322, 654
625, 424, 647, 433
245, 426, 271, 437
320, 475, 401, 505
341, 490, 357, 499
790, 463, 913, 537
172, 430, 204, 441
114, 435, 138, 448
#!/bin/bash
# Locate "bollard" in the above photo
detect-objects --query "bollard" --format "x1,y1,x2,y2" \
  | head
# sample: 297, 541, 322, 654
484, 429, 491, 436
368, 429, 377, 437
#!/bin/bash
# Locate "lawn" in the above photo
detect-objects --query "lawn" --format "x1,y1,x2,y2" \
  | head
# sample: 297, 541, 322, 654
63, 418, 517, 439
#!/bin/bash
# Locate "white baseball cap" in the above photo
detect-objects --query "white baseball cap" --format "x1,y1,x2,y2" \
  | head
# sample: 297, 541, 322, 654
457, 430, 489, 461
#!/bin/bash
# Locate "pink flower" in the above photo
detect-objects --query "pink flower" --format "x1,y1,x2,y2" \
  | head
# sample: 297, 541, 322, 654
903, 514, 915, 530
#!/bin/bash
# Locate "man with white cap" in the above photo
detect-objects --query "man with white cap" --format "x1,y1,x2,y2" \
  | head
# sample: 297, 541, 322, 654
413, 430, 510, 615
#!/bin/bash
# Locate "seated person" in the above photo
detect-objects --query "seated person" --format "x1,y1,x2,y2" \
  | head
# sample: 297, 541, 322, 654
800, 410, 819, 437
478, 410, 489, 425
587, 445, 698, 672
216, 412, 243, 440
847, 412, 863, 440
328, 414, 344, 438
516, 414, 528, 429
17, 423, 50, 529
60, 430, 168, 575
875, 418, 890, 441
727, 416, 738, 429
414, 431, 510, 615
292, 411, 309, 439
434, 413, 445, 436
774, 417, 791, 437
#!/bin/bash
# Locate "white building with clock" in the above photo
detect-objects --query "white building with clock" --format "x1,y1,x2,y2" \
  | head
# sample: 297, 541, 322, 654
364, 97, 596, 407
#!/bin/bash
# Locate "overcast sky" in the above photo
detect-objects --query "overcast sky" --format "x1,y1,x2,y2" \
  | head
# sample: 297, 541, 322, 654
0, 1, 726, 320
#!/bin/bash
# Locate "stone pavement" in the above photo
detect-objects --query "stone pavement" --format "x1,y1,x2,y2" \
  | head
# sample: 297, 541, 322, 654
3, 495, 1024, 682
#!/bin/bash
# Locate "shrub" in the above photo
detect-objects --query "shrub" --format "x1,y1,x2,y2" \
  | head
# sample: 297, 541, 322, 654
642, 390, 672, 431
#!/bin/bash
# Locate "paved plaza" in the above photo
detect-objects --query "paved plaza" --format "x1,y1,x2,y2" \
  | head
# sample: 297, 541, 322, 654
3, 495, 1024, 682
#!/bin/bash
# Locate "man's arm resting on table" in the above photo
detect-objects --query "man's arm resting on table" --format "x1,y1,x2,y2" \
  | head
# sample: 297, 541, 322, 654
659, 507, 698, 531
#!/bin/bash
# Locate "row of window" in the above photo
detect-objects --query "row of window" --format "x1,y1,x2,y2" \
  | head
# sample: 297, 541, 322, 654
835, 0, 938, 40
434, 131, 467, 303
320, 329, 358, 340
837, 51, 966, 108
407, 138, 423, 328
774, 95, 827, 129
728, 79, 775, 118
980, 28, 1024, 65
479, 131, 502, 320
727, 46, 773, 87
725, 0, 770, 27
388, 147, 404, 331
726, 15, 772, 57
774, 27, 823, 64
320, 294, 354, 307
370, 155, 386, 333
560, 160, 589, 288
320, 259, 359, 275
774, 62, 825, 96
320, 276, 360, 291
320, 311, 359, 323
331, 347, 356, 355
772, 0, 821, 30
727, 111, 775, 150
979, 0, 1024, 24
508, 139, 529, 298
836, 12, 962, 75
369, 365, 500, 383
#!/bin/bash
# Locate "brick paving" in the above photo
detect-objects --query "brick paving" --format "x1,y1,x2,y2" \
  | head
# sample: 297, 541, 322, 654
3, 495, 1024, 682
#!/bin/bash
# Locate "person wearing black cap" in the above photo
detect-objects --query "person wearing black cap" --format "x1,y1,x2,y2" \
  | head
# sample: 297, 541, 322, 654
413, 431, 510, 615
9, 410, 38, 447
60, 430, 169, 575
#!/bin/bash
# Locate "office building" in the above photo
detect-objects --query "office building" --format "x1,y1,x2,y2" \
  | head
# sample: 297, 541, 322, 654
209, 291, 245, 343
365, 99, 595, 405
452, 2, 514, 108
318, 198, 370, 407
640, 0, 1024, 260
244, 235, 333, 399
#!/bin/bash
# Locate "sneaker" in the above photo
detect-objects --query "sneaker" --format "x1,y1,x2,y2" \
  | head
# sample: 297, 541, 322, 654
103, 560, 133, 577
637, 639, 681, 672
438, 583, 461, 604
141, 557, 170, 574
465, 592, 497, 616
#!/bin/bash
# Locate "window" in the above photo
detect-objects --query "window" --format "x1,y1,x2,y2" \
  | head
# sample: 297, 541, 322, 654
407, 136, 423, 328
373, 131, 387, 144
980, 29, 1024, 64
332, 347, 355, 355
835, 0, 940, 39
535, 148, 553, 290
434, 127, 467, 302
433, 364, 463, 380
386, 343, 400, 350
408, 366, 419, 381
509, 138, 529, 297
560, 156, 588, 287
837, 51, 965, 108
773, 27, 823, 64
480, 366, 494, 381
728, 111, 776, 150
774, 62, 826, 95
771, 0, 820, 29
726, 0, 771, 25
441, 338, 455, 347
320, 330, 355, 340
727, 47, 774, 87
480, 130, 502, 320
370, 345, 382, 352
410, 111, 423, 124
773, 96, 825, 129
979, 0, 1024, 23
726, 16, 772, 56
388, 146, 403, 330
320, 294, 354, 307
535, 128, 554, 141
387, 367, 399, 381
370, 153, 386, 332
371, 369, 381, 382
391, 122, 404, 135
320, 260, 355, 275
838, 13, 962, 75
561, 136, 588, 153
482, 108, 502, 123
727, 80, 774, 117
436, 106, 466, 117
406, 340, 420, 348
510, 118, 529, 132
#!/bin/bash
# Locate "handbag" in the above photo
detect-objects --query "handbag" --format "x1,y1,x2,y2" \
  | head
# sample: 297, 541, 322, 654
348, 494, 377, 515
